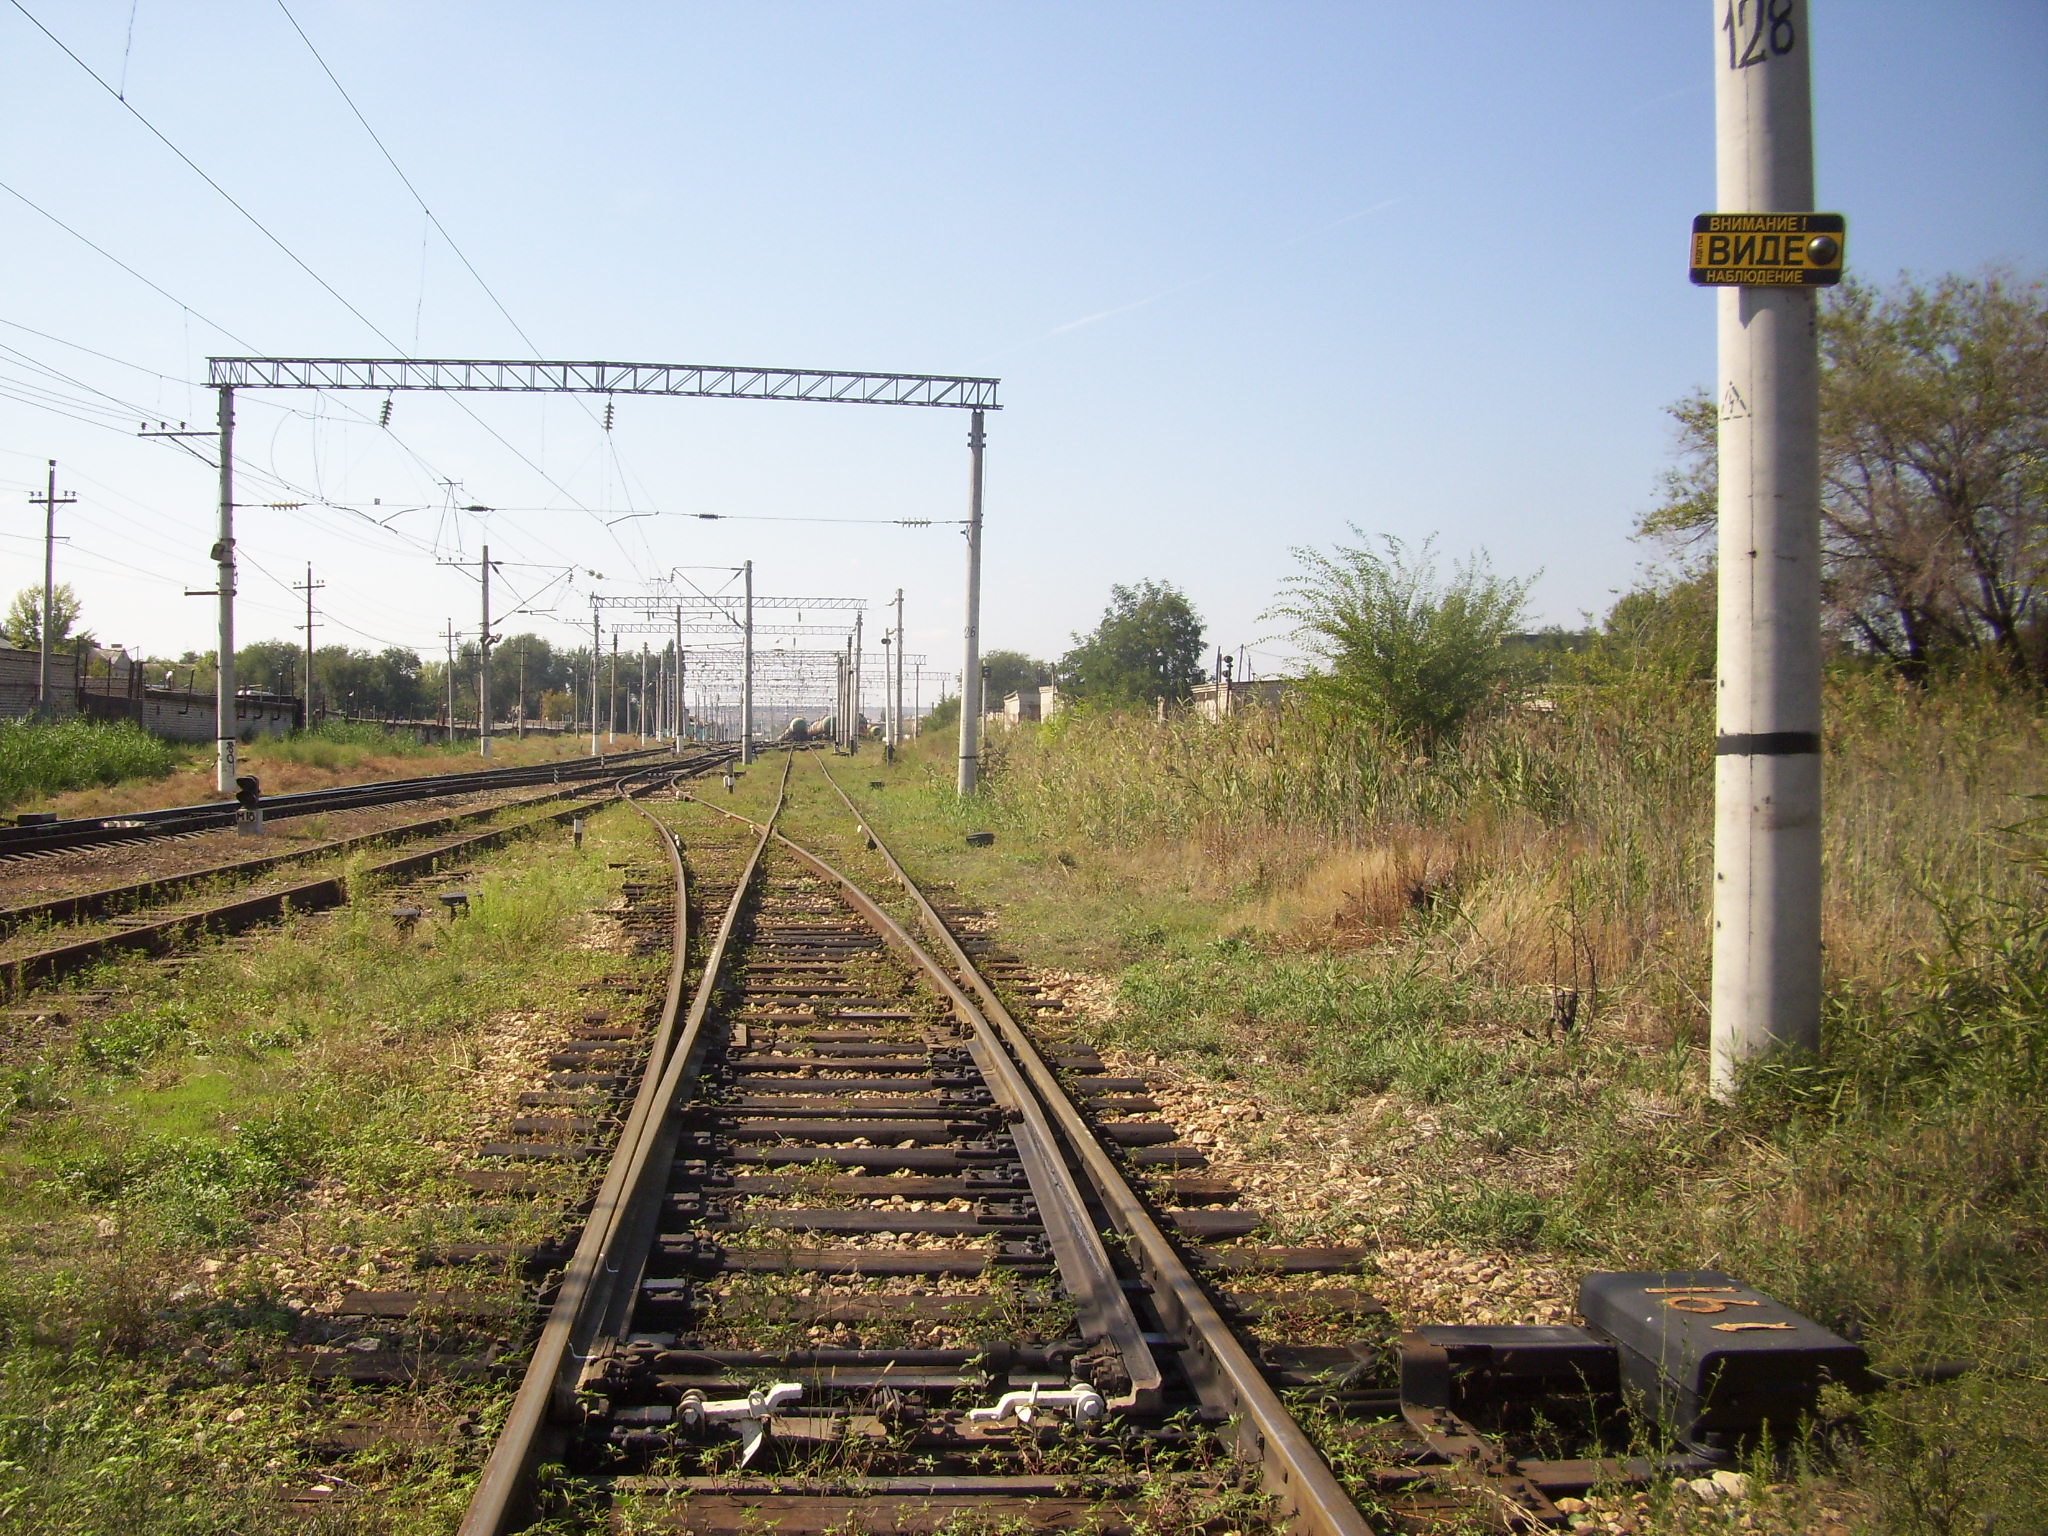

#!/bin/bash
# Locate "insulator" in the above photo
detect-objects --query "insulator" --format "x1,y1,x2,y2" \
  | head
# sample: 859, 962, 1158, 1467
378, 398, 393, 428
604, 399, 615, 432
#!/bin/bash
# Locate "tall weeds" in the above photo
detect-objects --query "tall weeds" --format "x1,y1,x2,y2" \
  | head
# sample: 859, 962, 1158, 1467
965, 672, 2046, 1023
0, 719, 177, 809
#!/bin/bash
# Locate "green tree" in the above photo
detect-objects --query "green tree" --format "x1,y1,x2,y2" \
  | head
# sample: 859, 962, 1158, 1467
3, 584, 91, 651
236, 639, 304, 696
1058, 581, 1205, 707
1265, 530, 1531, 749
980, 649, 1049, 703
1573, 571, 1717, 683
1643, 269, 2048, 682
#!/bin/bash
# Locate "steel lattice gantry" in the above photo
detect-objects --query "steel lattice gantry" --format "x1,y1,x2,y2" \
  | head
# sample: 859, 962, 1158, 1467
208, 358, 998, 410
195, 356, 997, 792
590, 589, 867, 759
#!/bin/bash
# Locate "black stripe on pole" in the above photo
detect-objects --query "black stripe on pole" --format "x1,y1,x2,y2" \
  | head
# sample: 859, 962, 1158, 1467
1714, 732, 1821, 756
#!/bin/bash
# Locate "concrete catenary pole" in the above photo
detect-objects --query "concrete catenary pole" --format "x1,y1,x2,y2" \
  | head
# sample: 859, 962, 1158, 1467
893, 587, 905, 754
674, 608, 685, 754
608, 631, 618, 746
741, 560, 755, 764
30, 461, 74, 721
302, 563, 317, 724
1710, 0, 1824, 1097
851, 609, 863, 755
957, 409, 986, 794
478, 544, 493, 758
590, 609, 601, 757
880, 634, 893, 758
444, 620, 457, 740
214, 386, 237, 793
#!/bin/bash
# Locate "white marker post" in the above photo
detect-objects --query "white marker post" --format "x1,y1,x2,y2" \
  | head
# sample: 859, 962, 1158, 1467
1709, 0, 1824, 1096
957, 410, 986, 794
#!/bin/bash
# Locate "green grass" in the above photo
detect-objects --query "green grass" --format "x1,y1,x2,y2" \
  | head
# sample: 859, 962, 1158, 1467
829, 677, 2048, 1536
0, 718, 179, 809
0, 803, 660, 1531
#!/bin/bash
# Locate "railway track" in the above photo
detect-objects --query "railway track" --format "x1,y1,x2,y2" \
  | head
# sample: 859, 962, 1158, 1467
452, 754, 1378, 1536
246, 748, 1872, 1533
0, 743, 683, 861
0, 746, 735, 997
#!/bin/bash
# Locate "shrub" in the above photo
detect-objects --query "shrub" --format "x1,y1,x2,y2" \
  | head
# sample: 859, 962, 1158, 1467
1265, 530, 1532, 749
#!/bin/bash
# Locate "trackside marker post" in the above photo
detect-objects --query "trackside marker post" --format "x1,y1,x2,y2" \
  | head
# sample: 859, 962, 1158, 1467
1701, 0, 1830, 1096
957, 410, 986, 795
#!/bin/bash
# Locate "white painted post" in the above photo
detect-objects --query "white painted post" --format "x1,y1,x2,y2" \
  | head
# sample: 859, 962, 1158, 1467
1710, 0, 1824, 1097
214, 386, 237, 793
957, 409, 986, 794
741, 560, 755, 764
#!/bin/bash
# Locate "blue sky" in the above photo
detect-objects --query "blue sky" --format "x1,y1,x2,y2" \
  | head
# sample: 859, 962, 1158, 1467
3, 1, 2043, 698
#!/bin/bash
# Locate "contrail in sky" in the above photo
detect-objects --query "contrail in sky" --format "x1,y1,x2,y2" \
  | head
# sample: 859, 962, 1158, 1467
1039, 195, 1406, 342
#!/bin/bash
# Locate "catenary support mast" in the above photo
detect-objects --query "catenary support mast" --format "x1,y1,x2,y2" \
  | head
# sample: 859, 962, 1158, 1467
214, 387, 237, 792
957, 409, 986, 793
29, 461, 75, 721
1710, 0, 1824, 1096
741, 560, 754, 764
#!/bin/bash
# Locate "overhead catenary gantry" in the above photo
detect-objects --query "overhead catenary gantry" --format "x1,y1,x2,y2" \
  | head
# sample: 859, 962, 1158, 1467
201, 355, 998, 792
591, 588, 867, 764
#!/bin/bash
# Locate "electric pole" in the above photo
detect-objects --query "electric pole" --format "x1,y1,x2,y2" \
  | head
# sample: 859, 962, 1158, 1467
438, 545, 499, 756
516, 650, 527, 740
590, 609, 601, 756
293, 564, 324, 726
850, 609, 863, 755
880, 633, 893, 761
741, 559, 755, 765
640, 642, 650, 746
958, 409, 986, 793
608, 631, 618, 745
893, 587, 905, 756
444, 619, 459, 742
479, 543, 494, 757
28, 461, 76, 721
1706, 0, 1828, 1095
215, 387, 238, 792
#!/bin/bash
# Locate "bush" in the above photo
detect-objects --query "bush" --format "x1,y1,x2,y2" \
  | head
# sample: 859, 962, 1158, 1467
1265, 530, 1532, 749
0, 719, 176, 808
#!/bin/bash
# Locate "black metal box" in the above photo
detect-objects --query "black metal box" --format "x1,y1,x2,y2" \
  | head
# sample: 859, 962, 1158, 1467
1578, 1270, 1865, 1445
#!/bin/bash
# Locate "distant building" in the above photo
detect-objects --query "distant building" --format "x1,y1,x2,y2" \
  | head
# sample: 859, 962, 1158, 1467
998, 685, 1066, 726
0, 643, 298, 739
1191, 676, 1288, 722
0, 643, 142, 722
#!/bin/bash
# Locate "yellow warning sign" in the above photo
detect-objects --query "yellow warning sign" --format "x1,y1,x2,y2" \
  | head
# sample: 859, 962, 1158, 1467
1690, 213, 1845, 286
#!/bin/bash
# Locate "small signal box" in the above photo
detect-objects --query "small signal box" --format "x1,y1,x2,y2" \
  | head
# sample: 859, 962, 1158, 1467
1690, 213, 1845, 286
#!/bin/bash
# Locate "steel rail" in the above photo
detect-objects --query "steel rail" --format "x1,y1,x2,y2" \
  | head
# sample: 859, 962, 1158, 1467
0, 744, 690, 858
0, 783, 645, 998
811, 757, 1375, 1536
0, 776, 634, 940
733, 817, 1166, 1414
458, 755, 790, 1536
